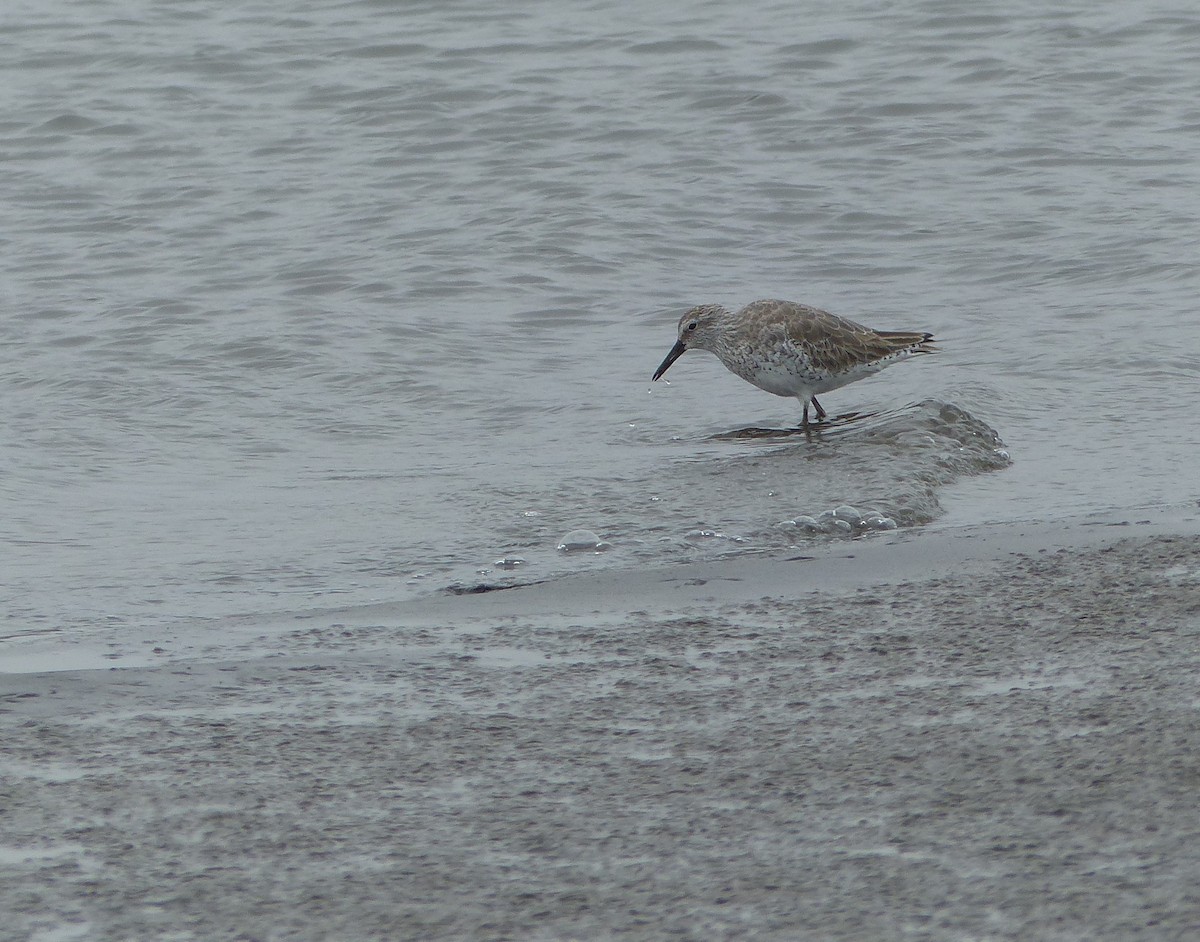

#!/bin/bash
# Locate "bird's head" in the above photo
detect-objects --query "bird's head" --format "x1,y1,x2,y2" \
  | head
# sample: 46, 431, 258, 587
651, 304, 729, 381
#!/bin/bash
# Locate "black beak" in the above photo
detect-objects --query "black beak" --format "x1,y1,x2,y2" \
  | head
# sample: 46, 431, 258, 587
652, 339, 687, 381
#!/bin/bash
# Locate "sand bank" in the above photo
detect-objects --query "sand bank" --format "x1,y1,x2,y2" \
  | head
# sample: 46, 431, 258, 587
3, 505, 1199, 940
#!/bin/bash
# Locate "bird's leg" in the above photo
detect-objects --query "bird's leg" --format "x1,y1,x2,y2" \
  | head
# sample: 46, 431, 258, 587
802, 401, 810, 428
811, 396, 827, 420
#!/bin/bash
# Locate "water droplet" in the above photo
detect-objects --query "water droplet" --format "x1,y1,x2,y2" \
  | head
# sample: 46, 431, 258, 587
557, 529, 601, 552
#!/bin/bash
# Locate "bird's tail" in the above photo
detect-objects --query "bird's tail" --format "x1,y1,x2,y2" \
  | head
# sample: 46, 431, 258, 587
877, 330, 937, 355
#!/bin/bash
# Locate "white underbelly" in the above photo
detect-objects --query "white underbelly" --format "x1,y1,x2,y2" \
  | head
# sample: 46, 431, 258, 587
732, 359, 883, 398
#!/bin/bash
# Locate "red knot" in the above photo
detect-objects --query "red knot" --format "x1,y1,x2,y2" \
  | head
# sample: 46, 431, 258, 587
652, 298, 938, 427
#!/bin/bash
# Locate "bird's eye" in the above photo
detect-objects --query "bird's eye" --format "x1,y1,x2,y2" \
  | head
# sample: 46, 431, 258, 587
686, 321, 698, 331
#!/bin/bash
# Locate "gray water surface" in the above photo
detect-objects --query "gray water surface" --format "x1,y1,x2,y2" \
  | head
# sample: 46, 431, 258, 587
3, 0, 1199, 639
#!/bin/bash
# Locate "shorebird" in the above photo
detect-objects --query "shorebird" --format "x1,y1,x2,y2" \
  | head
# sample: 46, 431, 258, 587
651, 299, 937, 427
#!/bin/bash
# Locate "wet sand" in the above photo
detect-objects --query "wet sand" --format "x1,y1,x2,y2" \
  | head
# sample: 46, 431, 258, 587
3, 507, 1200, 941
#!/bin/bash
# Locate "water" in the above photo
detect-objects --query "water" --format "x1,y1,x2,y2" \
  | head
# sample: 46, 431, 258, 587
3, 0, 1199, 642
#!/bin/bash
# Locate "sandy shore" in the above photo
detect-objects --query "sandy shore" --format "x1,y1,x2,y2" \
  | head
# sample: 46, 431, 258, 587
3, 506, 1200, 941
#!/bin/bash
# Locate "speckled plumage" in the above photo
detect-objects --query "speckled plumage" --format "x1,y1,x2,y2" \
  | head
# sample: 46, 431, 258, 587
652, 299, 937, 426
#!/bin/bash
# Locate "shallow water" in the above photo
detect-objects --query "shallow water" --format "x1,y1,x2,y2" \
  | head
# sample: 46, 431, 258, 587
3, 0, 1199, 640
